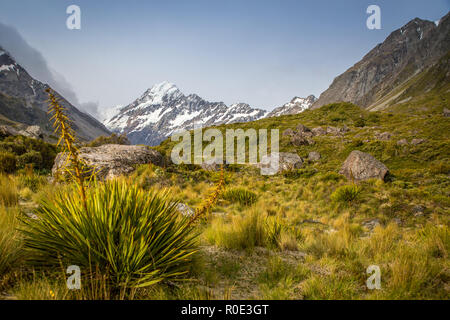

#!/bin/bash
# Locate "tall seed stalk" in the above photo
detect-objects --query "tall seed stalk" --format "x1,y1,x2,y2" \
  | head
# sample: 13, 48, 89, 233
46, 88, 90, 213
189, 164, 225, 225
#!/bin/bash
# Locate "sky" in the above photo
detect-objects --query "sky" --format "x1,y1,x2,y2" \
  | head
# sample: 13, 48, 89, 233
0, 0, 449, 119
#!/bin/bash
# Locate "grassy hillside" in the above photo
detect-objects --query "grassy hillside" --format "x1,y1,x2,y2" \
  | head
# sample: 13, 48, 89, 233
0, 97, 447, 299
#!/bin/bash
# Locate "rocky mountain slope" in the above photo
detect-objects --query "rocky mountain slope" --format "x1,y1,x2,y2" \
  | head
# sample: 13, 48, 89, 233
266, 95, 316, 117
312, 12, 450, 110
104, 81, 268, 146
0, 46, 110, 141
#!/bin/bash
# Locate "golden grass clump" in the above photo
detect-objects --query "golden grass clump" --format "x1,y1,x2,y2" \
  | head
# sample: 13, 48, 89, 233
0, 175, 18, 207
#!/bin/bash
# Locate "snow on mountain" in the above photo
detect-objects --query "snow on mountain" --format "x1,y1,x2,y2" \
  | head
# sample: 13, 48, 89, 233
266, 95, 316, 118
104, 82, 268, 146
101, 105, 123, 122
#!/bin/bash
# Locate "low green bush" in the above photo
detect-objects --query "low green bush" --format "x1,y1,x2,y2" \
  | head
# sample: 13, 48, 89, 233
17, 151, 43, 169
0, 151, 16, 173
354, 118, 366, 127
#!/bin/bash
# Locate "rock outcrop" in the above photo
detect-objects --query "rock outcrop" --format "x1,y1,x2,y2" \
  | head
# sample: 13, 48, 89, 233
311, 127, 327, 136
308, 151, 321, 162
201, 158, 226, 171
444, 108, 450, 117
0, 124, 43, 139
52, 144, 164, 180
376, 132, 392, 141
410, 138, 426, 145
174, 203, 194, 217
339, 150, 389, 181
256, 152, 303, 174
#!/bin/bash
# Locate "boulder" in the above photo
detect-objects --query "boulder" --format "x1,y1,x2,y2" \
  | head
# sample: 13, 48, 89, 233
376, 132, 392, 141
0, 125, 43, 139
339, 150, 389, 181
282, 128, 295, 136
362, 219, 381, 231
412, 205, 426, 217
257, 152, 303, 174
410, 138, 426, 145
341, 124, 350, 133
326, 126, 340, 135
311, 127, 327, 136
18, 125, 44, 139
52, 144, 164, 180
174, 203, 195, 217
0, 125, 19, 137
200, 157, 225, 171
291, 133, 314, 146
326, 126, 349, 135
397, 139, 408, 146
444, 108, 450, 117
308, 151, 321, 162
296, 124, 311, 133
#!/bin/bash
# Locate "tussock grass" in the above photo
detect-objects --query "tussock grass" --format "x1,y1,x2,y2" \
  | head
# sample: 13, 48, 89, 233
331, 185, 361, 205
205, 211, 267, 250
222, 187, 258, 206
0, 206, 23, 276
0, 175, 18, 207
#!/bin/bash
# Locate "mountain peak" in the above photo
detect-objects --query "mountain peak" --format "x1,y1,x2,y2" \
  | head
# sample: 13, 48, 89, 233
135, 81, 183, 107
104, 86, 267, 146
149, 81, 179, 95
266, 95, 316, 118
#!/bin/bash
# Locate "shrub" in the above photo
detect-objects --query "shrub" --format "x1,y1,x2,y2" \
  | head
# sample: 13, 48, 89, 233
0, 151, 16, 173
354, 118, 366, 127
330, 185, 361, 204
17, 151, 43, 169
21, 180, 199, 291
222, 188, 258, 206
0, 135, 57, 172
0, 141, 26, 155
367, 113, 381, 124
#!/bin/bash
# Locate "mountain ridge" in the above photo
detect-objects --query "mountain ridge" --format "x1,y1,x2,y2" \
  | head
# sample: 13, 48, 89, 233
104, 81, 318, 146
104, 81, 271, 146
0, 46, 110, 141
312, 12, 450, 110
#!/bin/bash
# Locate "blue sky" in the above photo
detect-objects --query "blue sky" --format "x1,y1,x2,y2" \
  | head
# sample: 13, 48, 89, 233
0, 0, 449, 117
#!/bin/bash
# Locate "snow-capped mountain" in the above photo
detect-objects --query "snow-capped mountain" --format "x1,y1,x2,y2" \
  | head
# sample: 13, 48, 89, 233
104, 81, 268, 146
266, 95, 316, 118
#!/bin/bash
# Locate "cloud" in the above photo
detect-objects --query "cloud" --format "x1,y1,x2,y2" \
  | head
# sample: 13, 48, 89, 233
0, 22, 100, 119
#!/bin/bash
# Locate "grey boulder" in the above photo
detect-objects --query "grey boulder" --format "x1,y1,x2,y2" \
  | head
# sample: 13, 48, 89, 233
52, 144, 164, 180
339, 150, 389, 181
